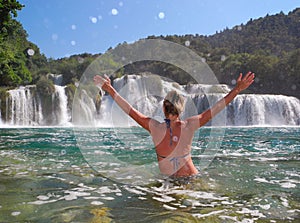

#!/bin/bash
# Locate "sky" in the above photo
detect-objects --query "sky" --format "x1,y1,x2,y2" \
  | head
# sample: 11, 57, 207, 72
17, 0, 299, 59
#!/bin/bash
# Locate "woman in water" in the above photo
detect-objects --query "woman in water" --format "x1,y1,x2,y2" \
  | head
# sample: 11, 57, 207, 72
94, 72, 255, 177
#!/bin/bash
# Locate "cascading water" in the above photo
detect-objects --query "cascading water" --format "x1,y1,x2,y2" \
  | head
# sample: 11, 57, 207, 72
54, 85, 70, 126
2, 85, 71, 126
7, 86, 43, 126
81, 75, 300, 127
227, 94, 300, 126
1, 75, 300, 127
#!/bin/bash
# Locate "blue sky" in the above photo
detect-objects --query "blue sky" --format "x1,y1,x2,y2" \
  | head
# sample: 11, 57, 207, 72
17, 0, 299, 59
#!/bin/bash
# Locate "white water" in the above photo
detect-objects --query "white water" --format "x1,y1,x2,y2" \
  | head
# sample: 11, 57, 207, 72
7, 86, 43, 126
227, 94, 300, 126
54, 85, 70, 125
2, 85, 70, 126
75, 75, 300, 127
1, 75, 300, 127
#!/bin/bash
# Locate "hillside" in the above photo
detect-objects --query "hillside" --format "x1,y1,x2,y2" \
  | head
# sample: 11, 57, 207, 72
143, 8, 300, 97
0, 3, 299, 98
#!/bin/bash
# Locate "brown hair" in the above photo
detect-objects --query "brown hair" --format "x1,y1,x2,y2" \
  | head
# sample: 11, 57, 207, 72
163, 90, 185, 116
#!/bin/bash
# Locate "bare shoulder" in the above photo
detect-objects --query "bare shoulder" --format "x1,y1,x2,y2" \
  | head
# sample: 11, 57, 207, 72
147, 119, 164, 132
149, 119, 164, 128
185, 116, 201, 131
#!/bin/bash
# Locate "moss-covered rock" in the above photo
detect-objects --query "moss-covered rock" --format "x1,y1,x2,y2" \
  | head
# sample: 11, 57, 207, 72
0, 87, 10, 122
65, 83, 76, 111
36, 76, 55, 96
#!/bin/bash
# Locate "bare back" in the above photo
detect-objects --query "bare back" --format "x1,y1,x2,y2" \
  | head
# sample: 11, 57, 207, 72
149, 119, 199, 177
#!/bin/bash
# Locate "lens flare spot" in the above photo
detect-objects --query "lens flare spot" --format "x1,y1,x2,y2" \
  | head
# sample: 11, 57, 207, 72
71, 41, 76, 46
185, 40, 190, 47
52, 34, 58, 41
71, 24, 76, 30
158, 12, 165, 19
111, 8, 118, 16
221, 55, 226, 61
90, 16, 98, 23
27, 49, 35, 56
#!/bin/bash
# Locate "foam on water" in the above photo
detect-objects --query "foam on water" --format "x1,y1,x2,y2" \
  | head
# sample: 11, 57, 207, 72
0, 127, 299, 222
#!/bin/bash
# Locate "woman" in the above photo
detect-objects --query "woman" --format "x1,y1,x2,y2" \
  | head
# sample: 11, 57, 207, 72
94, 72, 255, 177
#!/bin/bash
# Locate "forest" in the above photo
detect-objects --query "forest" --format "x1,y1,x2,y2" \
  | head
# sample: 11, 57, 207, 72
0, 1, 299, 99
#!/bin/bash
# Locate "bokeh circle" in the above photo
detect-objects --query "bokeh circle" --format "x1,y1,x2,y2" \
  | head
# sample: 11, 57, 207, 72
72, 39, 226, 185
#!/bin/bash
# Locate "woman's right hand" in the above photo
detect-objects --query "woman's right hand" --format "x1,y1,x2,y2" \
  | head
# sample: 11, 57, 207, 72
93, 74, 111, 92
235, 71, 255, 92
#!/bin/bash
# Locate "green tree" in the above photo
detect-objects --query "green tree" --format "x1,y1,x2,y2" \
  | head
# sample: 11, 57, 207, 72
0, 19, 32, 86
0, 0, 24, 27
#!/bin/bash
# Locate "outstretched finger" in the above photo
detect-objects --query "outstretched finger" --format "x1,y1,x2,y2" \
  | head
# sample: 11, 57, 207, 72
94, 75, 104, 86
247, 72, 255, 82
242, 71, 252, 81
237, 73, 243, 82
104, 74, 110, 82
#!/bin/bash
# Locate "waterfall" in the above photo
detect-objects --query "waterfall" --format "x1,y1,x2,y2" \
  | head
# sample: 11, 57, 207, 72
54, 85, 70, 126
78, 75, 300, 127
2, 85, 70, 127
73, 89, 97, 126
7, 86, 43, 126
227, 94, 300, 126
2, 75, 300, 127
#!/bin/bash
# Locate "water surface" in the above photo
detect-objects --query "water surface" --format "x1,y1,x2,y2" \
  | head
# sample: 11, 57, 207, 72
0, 127, 299, 222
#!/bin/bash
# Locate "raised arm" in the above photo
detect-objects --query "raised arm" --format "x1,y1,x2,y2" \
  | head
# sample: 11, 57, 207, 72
187, 72, 255, 130
93, 75, 151, 131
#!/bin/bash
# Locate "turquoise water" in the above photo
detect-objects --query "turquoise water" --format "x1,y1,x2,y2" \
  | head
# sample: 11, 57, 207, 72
0, 127, 299, 222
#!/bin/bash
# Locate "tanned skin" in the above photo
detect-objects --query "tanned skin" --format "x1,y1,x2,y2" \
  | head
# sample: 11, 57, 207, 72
94, 72, 255, 177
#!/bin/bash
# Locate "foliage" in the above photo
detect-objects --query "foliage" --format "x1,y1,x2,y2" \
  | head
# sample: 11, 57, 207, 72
0, 1, 47, 87
47, 53, 101, 86
0, 3, 299, 99
36, 76, 55, 96
0, 86, 9, 119
0, 19, 31, 86
146, 8, 300, 97
65, 83, 76, 110
0, 0, 23, 27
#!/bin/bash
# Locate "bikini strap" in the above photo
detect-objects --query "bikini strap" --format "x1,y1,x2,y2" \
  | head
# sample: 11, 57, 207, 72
164, 118, 173, 146
156, 153, 191, 172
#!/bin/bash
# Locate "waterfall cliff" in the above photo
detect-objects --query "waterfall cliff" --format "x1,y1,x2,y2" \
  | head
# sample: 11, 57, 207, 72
7, 86, 43, 126
73, 75, 300, 127
1, 75, 299, 127
2, 85, 71, 126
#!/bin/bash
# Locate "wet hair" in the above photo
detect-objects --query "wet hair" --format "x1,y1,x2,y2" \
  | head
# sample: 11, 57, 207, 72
163, 90, 185, 116
163, 100, 179, 116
